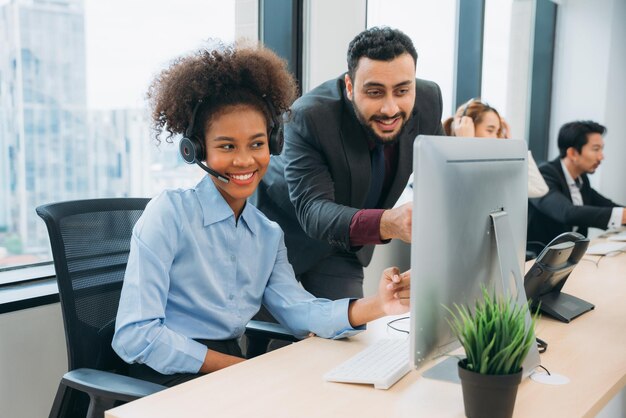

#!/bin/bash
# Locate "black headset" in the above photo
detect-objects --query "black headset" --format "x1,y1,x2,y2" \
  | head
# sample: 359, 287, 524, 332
264, 96, 285, 156
179, 95, 284, 182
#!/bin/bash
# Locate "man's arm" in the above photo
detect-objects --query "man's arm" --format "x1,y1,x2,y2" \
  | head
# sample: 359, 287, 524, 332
585, 183, 623, 208
530, 164, 614, 229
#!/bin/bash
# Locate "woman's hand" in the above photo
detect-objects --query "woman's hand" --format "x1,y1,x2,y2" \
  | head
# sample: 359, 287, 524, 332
454, 116, 476, 137
378, 267, 411, 316
347, 267, 411, 327
500, 117, 512, 139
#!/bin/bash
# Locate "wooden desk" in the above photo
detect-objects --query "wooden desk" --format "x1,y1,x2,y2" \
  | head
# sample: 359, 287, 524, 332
106, 249, 626, 418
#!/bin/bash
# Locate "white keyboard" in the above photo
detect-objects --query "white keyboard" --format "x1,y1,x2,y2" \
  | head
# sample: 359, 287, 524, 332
324, 338, 411, 390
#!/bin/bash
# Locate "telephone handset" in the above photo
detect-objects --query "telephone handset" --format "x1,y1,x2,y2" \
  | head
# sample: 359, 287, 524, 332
524, 232, 593, 323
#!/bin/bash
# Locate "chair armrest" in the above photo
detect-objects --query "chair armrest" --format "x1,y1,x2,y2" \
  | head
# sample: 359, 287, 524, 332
61, 368, 166, 403
245, 320, 299, 342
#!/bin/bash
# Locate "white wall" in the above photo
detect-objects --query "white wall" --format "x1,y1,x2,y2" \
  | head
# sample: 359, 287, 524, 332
0, 303, 67, 418
601, 0, 626, 204
505, 0, 534, 143
302, 0, 367, 93
367, 0, 457, 117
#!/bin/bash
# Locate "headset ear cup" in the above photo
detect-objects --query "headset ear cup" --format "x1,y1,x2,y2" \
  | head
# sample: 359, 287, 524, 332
270, 123, 284, 155
179, 137, 204, 164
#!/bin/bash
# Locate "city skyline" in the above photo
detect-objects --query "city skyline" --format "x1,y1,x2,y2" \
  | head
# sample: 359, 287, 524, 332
0, 0, 228, 268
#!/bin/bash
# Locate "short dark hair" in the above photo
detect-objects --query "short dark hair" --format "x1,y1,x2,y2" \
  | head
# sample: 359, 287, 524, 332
346, 27, 417, 81
557, 120, 606, 158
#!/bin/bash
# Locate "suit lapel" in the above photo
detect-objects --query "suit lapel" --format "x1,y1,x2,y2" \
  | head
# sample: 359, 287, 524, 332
553, 158, 573, 201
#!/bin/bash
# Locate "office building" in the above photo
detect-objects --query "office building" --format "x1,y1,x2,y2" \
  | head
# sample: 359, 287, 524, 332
0, 0, 88, 258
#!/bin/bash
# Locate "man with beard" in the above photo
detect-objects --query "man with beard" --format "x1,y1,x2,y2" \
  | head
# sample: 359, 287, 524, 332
528, 120, 625, 248
253, 27, 443, 300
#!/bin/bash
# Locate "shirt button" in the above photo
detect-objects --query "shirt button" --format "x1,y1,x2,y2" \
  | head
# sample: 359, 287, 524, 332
230, 255, 236, 262
229, 294, 234, 300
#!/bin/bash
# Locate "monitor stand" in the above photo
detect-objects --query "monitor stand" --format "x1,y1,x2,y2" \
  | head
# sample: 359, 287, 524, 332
535, 291, 594, 323
491, 211, 541, 378
422, 211, 540, 383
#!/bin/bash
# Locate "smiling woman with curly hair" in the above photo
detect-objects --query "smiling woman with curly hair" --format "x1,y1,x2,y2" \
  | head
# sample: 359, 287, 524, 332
111, 42, 411, 388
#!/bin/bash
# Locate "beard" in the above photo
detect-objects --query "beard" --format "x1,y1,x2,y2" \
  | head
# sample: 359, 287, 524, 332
352, 102, 409, 145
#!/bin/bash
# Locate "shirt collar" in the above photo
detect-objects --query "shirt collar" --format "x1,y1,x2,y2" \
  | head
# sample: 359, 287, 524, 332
195, 175, 258, 235
239, 198, 259, 236
560, 159, 579, 187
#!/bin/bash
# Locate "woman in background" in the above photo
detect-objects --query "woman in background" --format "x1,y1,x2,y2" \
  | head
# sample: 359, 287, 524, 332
443, 99, 548, 198
395, 99, 548, 207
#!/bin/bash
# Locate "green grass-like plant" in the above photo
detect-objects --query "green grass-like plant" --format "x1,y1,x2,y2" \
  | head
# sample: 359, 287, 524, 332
445, 286, 538, 375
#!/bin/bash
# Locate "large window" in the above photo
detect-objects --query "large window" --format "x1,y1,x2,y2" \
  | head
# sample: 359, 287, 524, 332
481, 0, 513, 114
0, 0, 237, 271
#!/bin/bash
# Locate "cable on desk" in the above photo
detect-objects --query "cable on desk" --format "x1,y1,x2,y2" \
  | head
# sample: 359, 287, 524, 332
582, 250, 625, 267
581, 255, 602, 267
536, 337, 548, 354
386, 316, 409, 334
536, 364, 551, 376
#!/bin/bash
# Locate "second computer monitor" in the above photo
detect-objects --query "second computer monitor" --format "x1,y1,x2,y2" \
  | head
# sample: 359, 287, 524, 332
410, 135, 538, 374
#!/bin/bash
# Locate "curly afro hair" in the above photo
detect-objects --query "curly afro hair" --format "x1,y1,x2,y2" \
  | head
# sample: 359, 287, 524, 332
148, 42, 298, 144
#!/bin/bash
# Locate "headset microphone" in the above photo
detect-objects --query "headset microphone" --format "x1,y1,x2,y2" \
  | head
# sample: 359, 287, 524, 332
196, 162, 230, 183
179, 100, 230, 183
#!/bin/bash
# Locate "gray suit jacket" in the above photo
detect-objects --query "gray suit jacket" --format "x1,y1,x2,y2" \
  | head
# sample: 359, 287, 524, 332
253, 75, 443, 275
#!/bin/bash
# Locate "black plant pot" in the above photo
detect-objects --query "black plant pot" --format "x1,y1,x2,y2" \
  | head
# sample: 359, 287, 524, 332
457, 360, 523, 418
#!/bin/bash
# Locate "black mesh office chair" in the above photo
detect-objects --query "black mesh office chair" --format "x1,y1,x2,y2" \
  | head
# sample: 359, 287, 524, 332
37, 198, 166, 418
37, 198, 296, 418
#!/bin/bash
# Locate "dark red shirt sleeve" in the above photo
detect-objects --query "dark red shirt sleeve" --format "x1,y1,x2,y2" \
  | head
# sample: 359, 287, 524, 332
349, 209, 390, 247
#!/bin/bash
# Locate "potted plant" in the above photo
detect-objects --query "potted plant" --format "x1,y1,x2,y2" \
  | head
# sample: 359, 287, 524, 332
446, 286, 537, 418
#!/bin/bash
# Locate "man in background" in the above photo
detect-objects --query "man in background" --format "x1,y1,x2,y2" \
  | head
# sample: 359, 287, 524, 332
528, 120, 625, 247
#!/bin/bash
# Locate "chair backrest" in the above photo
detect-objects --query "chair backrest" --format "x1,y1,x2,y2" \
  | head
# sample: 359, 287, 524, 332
36, 198, 149, 373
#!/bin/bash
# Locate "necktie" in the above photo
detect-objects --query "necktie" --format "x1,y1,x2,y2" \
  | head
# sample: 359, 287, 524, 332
364, 144, 385, 208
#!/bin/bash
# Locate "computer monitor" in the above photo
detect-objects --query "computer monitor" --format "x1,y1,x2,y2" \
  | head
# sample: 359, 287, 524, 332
409, 135, 540, 378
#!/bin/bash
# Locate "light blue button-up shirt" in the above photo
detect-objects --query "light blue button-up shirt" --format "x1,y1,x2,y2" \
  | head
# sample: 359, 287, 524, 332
112, 176, 362, 375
